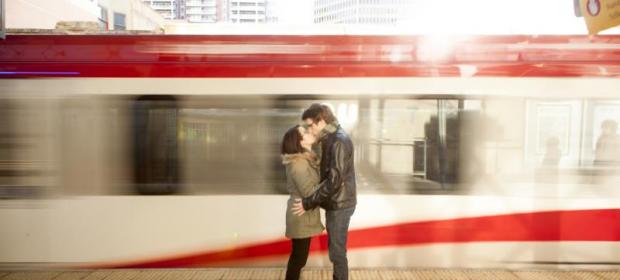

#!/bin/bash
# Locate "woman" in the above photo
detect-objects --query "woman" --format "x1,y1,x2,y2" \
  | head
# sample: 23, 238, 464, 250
281, 125, 324, 280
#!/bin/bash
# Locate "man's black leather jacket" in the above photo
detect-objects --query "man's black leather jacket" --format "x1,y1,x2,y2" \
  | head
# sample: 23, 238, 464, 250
302, 125, 357, 211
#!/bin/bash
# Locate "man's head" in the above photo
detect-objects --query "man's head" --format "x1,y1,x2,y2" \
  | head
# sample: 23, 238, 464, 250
302, 103, 336, 137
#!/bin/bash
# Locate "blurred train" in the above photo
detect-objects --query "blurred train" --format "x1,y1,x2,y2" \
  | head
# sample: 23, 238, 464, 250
1, 34, 620, 269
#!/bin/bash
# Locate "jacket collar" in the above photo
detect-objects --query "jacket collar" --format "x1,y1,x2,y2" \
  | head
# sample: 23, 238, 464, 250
319, 121, 339, 141
281, 151, 319, 167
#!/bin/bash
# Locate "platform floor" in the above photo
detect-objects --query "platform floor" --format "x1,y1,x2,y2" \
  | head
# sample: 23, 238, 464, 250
1, 268, 620, 280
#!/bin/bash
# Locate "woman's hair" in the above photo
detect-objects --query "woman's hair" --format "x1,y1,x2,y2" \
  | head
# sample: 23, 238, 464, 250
281, 125, 305, 154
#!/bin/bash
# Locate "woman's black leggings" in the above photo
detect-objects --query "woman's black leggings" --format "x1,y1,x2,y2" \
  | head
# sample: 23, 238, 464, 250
285, 237, 311, 280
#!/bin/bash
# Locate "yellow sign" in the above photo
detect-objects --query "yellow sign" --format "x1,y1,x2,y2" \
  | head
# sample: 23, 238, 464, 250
581, 0, 620, 34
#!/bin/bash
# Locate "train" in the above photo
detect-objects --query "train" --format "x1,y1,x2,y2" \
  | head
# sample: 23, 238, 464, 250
0, 34, 619, 269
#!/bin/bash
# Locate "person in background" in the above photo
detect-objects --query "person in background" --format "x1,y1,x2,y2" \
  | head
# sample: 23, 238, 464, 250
594, 119, 620, 166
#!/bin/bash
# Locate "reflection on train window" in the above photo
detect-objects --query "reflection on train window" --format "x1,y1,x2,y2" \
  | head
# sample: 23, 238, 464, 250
357, 98, 479, 193
507, 98, 620, 186
525, 100, 583, 168
524, 99, 620, 169
588, 100, 620, 166
132, 96, 180, 195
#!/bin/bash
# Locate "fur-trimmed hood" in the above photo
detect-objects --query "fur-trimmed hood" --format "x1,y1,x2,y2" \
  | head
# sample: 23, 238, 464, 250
281, 152, 319, 167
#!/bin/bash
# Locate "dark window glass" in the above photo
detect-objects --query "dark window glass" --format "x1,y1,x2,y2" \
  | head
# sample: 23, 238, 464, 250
132, 96, 180, 194
113, 12, 126, 30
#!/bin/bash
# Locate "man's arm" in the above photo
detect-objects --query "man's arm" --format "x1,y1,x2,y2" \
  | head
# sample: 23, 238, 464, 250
302, 140, 347, 210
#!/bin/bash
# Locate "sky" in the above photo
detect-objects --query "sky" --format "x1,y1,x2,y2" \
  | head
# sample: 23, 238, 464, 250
6, 0, 620, 35
272, 0, 619, 35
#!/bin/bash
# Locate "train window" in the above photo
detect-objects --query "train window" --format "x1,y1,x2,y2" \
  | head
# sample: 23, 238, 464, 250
113, 13, 126, 31
179, 98, 358, 194
0, 100, 20, 198
60, 97, 126, 195
525, 100, 583, 168
132, 96, 180, 195
52, 95, 620, 197
584, 100, 620, 166
178, 97, 480, 195
484, 98, 620, 189
180, 105, 281, 194
0, 99, 49, 199
357, 98, 480, 193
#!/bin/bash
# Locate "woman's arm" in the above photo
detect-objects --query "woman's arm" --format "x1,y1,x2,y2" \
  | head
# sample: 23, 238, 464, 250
290, 159, 320, 198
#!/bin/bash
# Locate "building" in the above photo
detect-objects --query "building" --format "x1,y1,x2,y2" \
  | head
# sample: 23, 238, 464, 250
314, 0, 413, 24
265, 0, 312, 24
185, 0, 217, 23
142, 0, 271, 24
176, 0, 186, 20
6, 0, 100, 29
141, 0, 178, 20
228, 0, 266, 24
217, 0, 230, 23
99, 0, 165, 31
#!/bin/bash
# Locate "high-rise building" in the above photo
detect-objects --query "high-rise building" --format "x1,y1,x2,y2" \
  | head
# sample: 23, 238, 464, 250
142, 0, 178, 20
228, 0, 266, 24
217, 0, 229, 23
99, 0, 165, 31
185, 0, 217, 23
314, 0, 413, 24
264, 0, 312, 24
143, 0, 269, 23
176, 0, 186, 20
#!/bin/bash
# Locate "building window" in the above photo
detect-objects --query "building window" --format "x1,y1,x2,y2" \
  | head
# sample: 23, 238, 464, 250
1, 0, 6, 39
113, 12, 126, 30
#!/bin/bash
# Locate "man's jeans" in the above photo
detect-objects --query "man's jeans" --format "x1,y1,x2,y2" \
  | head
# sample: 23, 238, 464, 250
326, 206, 355, 280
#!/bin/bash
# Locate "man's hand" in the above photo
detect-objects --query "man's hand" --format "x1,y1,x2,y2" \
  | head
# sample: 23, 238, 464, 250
291, 198, 306, 216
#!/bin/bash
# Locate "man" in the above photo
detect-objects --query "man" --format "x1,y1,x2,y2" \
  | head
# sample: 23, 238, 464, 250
291, 103, 357, 280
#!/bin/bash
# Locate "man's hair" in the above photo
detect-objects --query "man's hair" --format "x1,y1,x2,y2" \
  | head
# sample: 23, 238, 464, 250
281, 125, 305, 155
302, 103, 336, 124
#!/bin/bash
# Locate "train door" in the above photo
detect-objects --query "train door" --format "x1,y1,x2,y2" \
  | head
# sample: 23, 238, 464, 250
131, 95, 180, 195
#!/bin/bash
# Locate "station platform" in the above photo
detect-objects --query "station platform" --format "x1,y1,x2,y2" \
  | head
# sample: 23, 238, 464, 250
1, 268, 619, 280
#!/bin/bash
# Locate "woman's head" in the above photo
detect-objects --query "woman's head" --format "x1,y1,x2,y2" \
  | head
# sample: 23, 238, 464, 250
281, 125, 316, 154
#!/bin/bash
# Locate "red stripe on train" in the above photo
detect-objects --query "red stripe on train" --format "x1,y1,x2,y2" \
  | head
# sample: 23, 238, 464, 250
90, 208, 620, 268
3, 35, 620, 78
